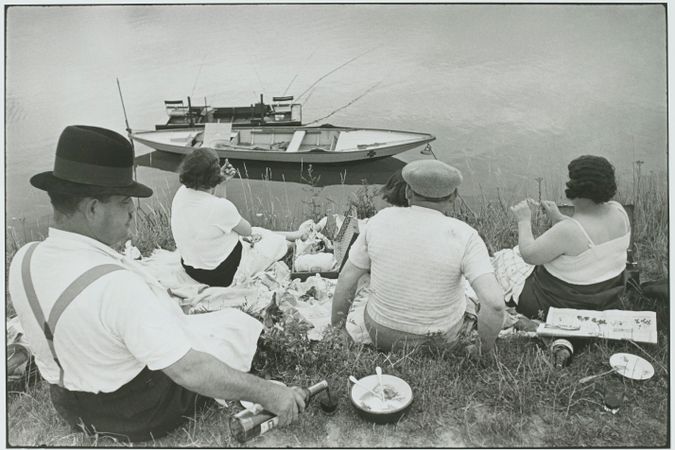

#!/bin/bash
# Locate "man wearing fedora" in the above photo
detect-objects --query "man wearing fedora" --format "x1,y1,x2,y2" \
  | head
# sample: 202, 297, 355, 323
8, 125, 306, 441
331, 159, 505, 353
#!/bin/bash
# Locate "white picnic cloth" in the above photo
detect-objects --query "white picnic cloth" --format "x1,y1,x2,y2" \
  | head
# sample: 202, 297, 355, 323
127, 241, 534, 345
232, 227, 289, 286
130, 242, 338, 339
184, 308, 263, 372
491, 246, 535, 304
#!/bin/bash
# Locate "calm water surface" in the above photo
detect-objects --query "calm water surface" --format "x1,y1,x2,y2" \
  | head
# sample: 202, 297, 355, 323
5, 4, 667, 234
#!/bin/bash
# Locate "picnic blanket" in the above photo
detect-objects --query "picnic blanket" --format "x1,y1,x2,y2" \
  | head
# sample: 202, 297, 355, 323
136, 242, 530, 343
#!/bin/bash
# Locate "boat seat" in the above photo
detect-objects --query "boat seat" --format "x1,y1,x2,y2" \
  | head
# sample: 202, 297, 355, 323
230, 131, 240, 145
203, 122, 233, 148
165, 100, 186, 117
286, 130, 306, 153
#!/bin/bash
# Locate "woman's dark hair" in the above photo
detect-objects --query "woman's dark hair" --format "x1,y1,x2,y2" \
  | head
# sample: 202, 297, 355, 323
564, 155, 617, 203
178, 148, 225, 190
380, 169, 409, 207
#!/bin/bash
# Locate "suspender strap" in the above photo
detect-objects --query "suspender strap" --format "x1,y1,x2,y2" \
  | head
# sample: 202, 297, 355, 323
21, 244, 47, 339
20, 242, 125, 387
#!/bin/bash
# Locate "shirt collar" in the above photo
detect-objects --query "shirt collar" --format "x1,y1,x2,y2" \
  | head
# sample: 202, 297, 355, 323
47, 227, 167, 290
47, 227, 124, 261
409, 205, 446, 216
183, 186, 215, 197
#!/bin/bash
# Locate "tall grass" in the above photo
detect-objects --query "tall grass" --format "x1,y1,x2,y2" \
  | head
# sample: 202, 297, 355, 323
4, 168, 667, 278
630, 167, 668, 277
4, 164, 667, 292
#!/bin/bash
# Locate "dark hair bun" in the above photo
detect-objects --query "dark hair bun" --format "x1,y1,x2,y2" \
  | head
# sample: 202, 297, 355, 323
178, 148, 225, 190
564, 155, 617, 203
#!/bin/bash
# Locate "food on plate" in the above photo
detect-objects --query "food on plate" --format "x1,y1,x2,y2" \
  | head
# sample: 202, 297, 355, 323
358, 385, 406, 412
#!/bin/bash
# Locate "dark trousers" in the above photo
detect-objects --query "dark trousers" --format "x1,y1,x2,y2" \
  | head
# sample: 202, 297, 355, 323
50, 367, 210, 442
181, 241, 243, 287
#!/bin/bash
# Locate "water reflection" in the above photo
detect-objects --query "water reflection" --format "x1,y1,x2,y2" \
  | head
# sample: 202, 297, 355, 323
134, 151, 407, 186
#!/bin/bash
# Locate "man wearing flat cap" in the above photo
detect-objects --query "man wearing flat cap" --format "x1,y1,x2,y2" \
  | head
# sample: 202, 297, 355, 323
8, 126, 306, 441
332, 159, 505, 353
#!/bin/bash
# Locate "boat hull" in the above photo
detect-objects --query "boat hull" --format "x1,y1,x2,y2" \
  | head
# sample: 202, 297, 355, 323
132, 126, 435, 164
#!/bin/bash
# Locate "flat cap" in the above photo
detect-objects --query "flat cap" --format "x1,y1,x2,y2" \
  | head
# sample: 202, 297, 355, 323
401, 159, 463, 198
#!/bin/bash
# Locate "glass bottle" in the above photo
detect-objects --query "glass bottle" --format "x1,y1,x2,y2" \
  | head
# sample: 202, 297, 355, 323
229, 380, 328, 443
551, 338, 574, 368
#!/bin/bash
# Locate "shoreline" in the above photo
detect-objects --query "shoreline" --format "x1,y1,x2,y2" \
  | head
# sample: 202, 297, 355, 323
6, 169, 668, 285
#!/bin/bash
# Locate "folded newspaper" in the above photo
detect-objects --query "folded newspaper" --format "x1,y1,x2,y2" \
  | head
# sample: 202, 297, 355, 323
536, 307, 657, 344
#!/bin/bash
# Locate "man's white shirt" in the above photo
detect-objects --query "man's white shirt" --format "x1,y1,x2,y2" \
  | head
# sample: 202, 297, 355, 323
348, 206, 494, 336
8, 228, 192, 393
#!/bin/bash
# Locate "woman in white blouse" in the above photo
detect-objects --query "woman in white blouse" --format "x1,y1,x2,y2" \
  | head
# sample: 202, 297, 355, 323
171, 148, 302, 287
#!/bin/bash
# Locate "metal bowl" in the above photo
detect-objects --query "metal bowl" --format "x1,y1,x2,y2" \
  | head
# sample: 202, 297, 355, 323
350, 374, 413, 424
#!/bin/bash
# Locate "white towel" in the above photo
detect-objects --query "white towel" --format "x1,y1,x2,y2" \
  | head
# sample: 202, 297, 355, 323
183, 308, 263, 372
232, 227, 289, 286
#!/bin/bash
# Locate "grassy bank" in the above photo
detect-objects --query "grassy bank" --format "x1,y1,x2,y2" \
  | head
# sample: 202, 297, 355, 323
5, 169, 669, 447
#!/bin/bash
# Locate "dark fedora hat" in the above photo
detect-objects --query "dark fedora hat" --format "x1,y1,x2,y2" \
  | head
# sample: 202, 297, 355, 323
30, 125, 153, 197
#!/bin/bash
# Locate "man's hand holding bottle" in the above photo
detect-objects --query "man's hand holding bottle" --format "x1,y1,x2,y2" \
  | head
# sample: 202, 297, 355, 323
262, 383, 307, 426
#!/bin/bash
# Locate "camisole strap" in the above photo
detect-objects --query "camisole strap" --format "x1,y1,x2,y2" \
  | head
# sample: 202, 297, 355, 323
564, 217, 594, 246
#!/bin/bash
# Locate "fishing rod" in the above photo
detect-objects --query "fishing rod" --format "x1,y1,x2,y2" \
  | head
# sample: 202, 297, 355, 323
116, 77, 133, 140
116, 77, 142, 213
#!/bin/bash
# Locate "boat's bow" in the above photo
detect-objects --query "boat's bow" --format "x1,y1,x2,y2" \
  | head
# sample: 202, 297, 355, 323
132, 129, 202, 155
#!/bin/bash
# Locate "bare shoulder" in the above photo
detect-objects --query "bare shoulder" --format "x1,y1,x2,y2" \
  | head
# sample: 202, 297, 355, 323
548, 218, 579, 236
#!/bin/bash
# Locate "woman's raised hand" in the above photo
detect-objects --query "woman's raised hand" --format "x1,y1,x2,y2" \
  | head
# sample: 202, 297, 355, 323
220, 159, 238, 181
510, 199, 535, 222
540, 200, 565, 223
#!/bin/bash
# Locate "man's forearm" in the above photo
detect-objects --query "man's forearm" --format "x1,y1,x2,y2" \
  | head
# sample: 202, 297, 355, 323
331, 262, 365, 327
470, 273, 506, 354
164, 350, 283, 406
331, 281, 357, 327
477, 306, 503, 352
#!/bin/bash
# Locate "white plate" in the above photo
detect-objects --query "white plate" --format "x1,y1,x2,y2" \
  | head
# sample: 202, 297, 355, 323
240, 380, 286, 412
349, 374, 413, 414
609, 353, 655, 380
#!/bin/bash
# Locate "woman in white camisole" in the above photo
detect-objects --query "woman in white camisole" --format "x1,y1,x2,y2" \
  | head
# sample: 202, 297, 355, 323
510, 155, 630, 320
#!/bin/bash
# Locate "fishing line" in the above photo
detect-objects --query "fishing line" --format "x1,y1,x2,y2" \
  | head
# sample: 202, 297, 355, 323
295, 47, 378, 103
252, 63, 265, 95
191, 53, 208, 97
306, 81, 382, 125
282, 74, 299, 97
303, 87, 317, 106
283, 45, 318, 96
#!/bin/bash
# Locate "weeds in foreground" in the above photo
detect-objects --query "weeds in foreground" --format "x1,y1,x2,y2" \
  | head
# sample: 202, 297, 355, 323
133, 201, 175, 255
349, 180, 378, 219
8, 319, 669, 447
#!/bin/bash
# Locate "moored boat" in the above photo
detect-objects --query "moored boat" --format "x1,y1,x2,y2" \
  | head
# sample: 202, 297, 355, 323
156, 95, 302, 130
132, 124, 435, 164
